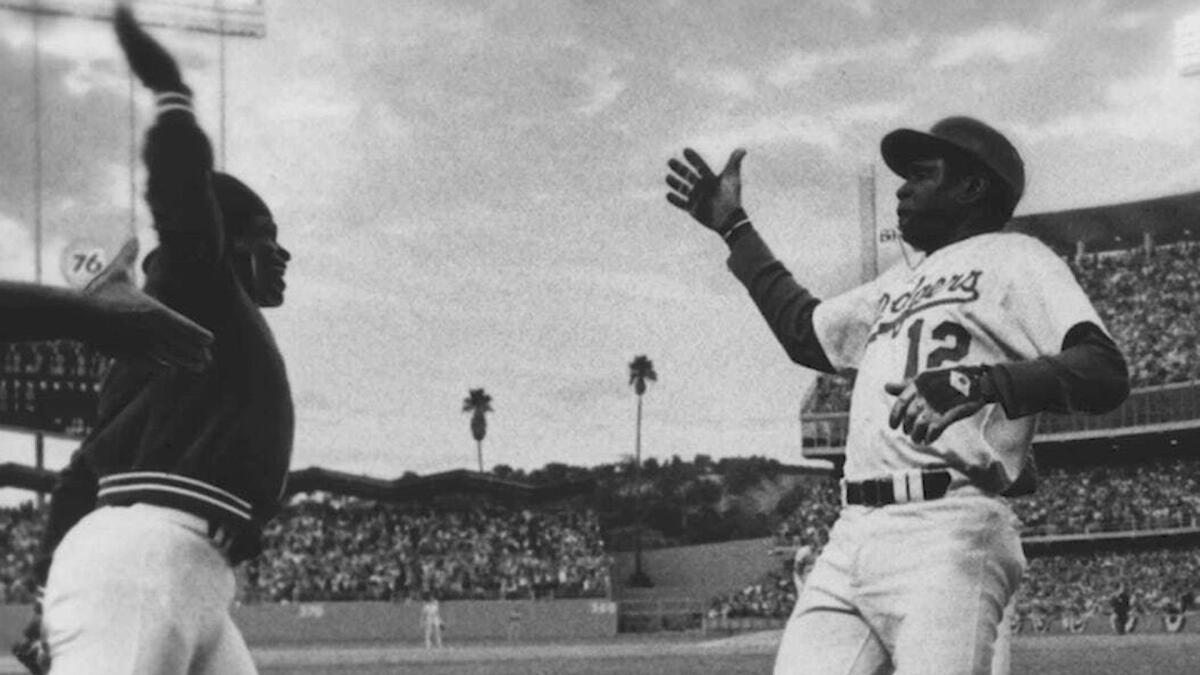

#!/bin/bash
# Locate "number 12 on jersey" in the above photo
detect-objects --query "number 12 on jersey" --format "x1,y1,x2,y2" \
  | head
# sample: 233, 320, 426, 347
904, 318, 972, 379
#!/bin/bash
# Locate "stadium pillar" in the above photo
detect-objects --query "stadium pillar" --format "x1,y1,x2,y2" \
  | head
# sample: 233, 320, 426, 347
35, 433, 44, 507
858, 166, 878, 283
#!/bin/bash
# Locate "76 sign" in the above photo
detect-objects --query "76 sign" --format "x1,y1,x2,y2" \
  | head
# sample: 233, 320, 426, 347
60, 240, 108, 289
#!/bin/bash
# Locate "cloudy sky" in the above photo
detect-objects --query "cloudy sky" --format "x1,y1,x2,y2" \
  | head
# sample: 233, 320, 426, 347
3, 0, 1200, 497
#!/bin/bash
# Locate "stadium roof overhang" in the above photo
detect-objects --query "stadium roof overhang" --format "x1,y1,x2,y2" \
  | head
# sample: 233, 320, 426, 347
1007, 190, 1200, 254
0, 464, 596, 505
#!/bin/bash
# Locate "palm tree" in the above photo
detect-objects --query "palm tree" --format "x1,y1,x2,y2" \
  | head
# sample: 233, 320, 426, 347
628, 355, 657, 587
462, 388, 493, 472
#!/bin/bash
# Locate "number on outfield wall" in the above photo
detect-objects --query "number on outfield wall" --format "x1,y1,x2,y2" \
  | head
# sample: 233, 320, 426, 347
904, 319, 973, 379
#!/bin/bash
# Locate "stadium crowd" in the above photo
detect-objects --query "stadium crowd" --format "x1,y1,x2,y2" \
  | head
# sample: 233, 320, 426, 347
1017, 549, 1200, 627
1012, 457, 1200, 535
0, 496, 612, 604
246, 496, 611, 603
0, 502, 41, 604
1070, 244, 1200, 388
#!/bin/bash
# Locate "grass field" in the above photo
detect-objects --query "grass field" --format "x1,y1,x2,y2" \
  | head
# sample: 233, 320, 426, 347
5, 632, 1199, 673
248, 632, 1200, 675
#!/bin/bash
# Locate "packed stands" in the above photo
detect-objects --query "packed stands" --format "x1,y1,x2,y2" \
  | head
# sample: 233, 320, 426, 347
1012, 457, 1200, 536
708, 568, 796, 620
1017, 549, 1200, 625
246, 495, 611, 603
0, 503, 42, 604
0, 496, 612, 604
1070, 244, 1200, 388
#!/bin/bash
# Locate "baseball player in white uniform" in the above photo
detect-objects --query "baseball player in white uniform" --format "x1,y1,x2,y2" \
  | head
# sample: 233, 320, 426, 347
666, 116, 1129, 675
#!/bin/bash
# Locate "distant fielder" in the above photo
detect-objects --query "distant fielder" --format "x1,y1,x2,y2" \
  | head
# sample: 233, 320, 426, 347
22, 5, 294, 674
666, 116, 1129, 674
422, 594, 445, 649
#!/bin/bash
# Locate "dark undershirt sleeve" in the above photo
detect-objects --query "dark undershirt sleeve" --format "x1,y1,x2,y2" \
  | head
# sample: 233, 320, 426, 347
724, 223, 836, 374
986, 322, 1130, 419
35, 448, 99, 585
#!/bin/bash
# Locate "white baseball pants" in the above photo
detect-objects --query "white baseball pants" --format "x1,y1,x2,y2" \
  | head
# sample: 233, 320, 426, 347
41, 504, 256, 675
773, 495, 1025, 675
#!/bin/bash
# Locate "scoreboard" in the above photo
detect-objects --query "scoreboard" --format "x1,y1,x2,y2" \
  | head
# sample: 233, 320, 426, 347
0, 340, 111, 439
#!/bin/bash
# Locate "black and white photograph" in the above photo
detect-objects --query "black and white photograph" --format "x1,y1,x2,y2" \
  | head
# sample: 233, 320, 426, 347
2, 1, 1200, 673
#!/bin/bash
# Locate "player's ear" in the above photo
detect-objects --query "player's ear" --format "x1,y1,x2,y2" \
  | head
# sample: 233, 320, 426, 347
954, 174, 989, 206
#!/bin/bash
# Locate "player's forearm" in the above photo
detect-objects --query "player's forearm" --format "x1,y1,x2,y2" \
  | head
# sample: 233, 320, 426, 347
143, 92, 224, 256
725, 222, 836, 373
985, 322, 1130, 418
0, 282, 114, 342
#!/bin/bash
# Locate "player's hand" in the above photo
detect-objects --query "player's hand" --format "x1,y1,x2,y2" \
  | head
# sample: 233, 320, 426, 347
83, 238, 213, 372
11, 604, 49, 675
885, 366, 990, 444
665, 148, 747, 234
114, 3, 187, 94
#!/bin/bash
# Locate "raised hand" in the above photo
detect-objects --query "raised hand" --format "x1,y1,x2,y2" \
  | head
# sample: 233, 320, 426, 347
114, 3, 187, 93
84, 239, 213, 372
665, 148, 747, 234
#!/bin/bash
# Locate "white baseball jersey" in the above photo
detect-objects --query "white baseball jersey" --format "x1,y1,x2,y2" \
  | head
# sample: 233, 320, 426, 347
812, 232, 1106, 489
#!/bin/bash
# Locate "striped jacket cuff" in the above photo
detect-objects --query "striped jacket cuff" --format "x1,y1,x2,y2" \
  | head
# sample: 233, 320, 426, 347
154, 91, 194, 118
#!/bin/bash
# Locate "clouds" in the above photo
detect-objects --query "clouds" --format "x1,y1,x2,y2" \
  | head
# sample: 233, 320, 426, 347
767, 36, 921, 89
930, 24, 1050, 69
574, 50, 628, 117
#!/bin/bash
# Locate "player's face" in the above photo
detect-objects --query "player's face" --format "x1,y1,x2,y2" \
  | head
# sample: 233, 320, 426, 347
894, 156, 966, 252
234, 215, 290, 308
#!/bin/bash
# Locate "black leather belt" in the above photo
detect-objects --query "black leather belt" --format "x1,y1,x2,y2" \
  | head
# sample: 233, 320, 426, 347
842, 469, 953, 507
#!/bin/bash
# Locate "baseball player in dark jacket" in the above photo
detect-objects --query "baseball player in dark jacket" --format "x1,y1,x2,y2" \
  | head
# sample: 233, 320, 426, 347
23, 6, 294, 674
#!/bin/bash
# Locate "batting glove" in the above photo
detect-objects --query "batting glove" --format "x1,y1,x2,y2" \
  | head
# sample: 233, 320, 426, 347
913, 365, 992, 414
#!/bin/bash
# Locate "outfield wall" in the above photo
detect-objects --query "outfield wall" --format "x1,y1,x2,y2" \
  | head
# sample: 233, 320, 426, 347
612, 537, 778, 600
0, 598, 618, 647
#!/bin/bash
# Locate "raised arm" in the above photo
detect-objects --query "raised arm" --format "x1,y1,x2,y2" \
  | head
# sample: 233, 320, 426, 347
116, 4, 224, 266
665, 148, 835, 373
